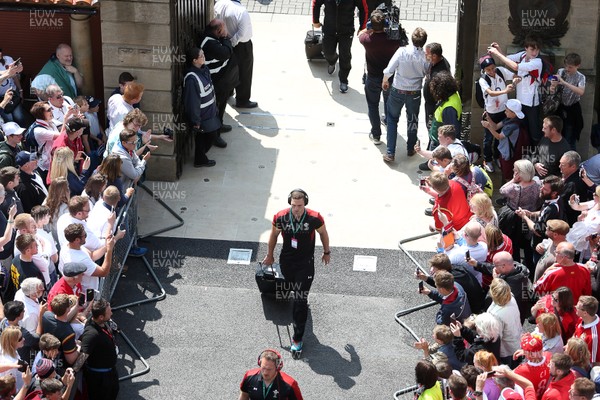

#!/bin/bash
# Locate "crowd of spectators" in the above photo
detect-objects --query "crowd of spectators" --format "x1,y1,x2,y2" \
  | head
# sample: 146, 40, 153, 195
0, 43, 161, 399
404, 30, 600, 399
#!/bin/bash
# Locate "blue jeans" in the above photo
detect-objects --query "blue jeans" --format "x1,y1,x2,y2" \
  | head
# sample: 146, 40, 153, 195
0, 103, 27, 127
364, 75, 389, 138
385, 88, 421, 156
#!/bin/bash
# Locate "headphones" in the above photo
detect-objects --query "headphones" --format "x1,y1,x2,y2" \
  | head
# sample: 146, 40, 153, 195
257, 348, 283, 371
287, 188, 309, 205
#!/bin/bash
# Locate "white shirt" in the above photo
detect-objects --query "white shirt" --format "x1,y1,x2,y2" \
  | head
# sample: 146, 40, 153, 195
488, 296, 523, 357
214, 0, 253, 46
479, 66, 513, 113
107, 94, 133, 132
507, 51, 543, 106
446, 242, 488, 284
383, 45, 429, 91
58, 247, 99, 291
0, 353, 23, 391
32, 119, 59, 171
87, 201, 113, 241
0, 56, 16, 95
446, 140, 470, 158
56, 214, 102, 252
14, 290, 40, 335
48, 95, 74, 126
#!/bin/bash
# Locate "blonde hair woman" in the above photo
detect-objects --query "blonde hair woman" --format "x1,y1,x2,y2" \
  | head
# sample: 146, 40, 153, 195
534, 312, 564, 354
487, 278, 522, 366
467, 193, 498, 242
48, 147, 91, 196
0, 326, 25, 391
565, 337, 591, 378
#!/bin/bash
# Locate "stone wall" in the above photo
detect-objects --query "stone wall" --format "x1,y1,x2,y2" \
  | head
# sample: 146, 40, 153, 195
471, 0, 599, 158
100, 0, 177, 181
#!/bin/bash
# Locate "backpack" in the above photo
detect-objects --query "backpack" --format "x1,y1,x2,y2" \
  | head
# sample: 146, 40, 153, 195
454, 173, 484, 202
519, 53, 554, 107
475, 69, 505, 109
24, 122, 44, 155
460, 140, 482, 164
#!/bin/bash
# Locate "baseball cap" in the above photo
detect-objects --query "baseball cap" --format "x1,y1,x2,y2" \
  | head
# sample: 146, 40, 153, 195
63, 262, 87, 277
520, 333, 543, 352
65, 117, 90, 132
15, 151, 38, 167
499, 388, 523, 400
85, 96, 102, 108
506, 99, 525, 119
1, 122, 25, 136
480, 54, 495, 70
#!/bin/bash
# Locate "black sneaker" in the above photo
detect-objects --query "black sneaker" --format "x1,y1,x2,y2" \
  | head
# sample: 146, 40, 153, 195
424, 207, 433, 216
419, 162, 431, 171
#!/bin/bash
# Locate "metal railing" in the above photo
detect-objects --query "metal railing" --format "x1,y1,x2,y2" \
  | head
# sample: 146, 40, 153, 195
97, 184, 172, 381
393, 232, 438, 400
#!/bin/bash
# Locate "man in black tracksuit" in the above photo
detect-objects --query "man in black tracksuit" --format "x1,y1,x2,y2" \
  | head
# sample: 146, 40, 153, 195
312, 0, 368, 93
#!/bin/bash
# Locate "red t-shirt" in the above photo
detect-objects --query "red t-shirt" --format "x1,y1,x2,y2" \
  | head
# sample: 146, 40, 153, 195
514, 352, 551, 400
574, 316, 600, 363
433, 180, 473, 231
534, 263, 591, 303
47, 277, 82, 312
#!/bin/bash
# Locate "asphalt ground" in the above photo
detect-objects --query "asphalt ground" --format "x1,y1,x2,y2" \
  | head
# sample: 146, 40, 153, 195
112, 236, 440, 399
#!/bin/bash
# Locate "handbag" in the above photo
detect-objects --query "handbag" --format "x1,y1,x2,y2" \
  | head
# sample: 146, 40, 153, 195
497, 185, 521, 235
497, 204, 517, 235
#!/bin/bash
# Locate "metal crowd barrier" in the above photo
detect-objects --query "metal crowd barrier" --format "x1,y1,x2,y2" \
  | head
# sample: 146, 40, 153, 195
393, 232, 439, 400
97, 183, 172, 381
136, 182, 184, 239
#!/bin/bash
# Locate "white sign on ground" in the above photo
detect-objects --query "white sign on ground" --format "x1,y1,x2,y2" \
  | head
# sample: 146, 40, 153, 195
227, 249, 253, 265
353, 255, 377, 272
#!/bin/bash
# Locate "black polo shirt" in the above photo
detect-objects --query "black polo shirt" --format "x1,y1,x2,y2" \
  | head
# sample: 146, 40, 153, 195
273, 208, 324, 263
80, 320, 117, 369
240, 368, 303, 400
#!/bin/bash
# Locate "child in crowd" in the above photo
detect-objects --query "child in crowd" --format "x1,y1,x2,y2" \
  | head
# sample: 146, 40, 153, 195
478, 54, 514, 174
553, 53, 586, 150
481, 99, 527, 181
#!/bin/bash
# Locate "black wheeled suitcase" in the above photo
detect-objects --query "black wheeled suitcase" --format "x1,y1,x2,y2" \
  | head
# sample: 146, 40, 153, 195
305, 28, 324, 60
255, 262, 287, 296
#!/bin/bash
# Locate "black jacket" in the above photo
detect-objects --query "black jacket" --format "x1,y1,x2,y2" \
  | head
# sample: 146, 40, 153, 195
312, 0, 368, 35
198, 31, 239, 100
426, 265, 486, 314
453, 326, 501, 365
477, 261, 535, 323
562, 172, 594, 225
15, 171, 47, 214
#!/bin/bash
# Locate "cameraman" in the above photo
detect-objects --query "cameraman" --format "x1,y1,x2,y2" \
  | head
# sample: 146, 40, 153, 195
359, 9, 402, 145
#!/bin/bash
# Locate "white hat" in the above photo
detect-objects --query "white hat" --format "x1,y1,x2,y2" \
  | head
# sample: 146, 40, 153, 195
1, 122, 25, 136
506, 99, 525, 119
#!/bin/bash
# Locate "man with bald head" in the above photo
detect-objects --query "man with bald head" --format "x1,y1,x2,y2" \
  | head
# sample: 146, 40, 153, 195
36, 43, 83, 99
445, 221, 487, 285
534, 241, 591, 304
470, 251, 534, 323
